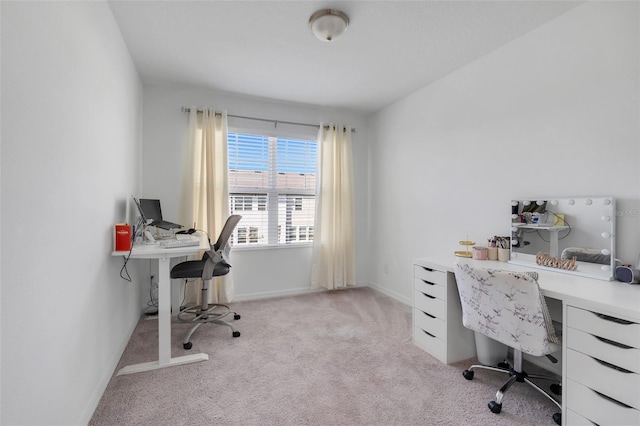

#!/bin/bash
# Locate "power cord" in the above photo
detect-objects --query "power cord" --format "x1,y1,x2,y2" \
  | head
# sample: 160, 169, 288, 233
119, 216, 145, 282
535, 212, 572, 243
144, 274, 159, 315
119, 246, 134, 282
179, 278, 200, 311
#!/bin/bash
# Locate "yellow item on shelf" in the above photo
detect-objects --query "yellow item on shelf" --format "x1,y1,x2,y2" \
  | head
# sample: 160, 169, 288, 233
455, 240, 475, 258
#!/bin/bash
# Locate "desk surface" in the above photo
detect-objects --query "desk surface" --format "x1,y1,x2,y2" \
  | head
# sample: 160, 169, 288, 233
416, 256, 640, 322
112, 233, 210, 259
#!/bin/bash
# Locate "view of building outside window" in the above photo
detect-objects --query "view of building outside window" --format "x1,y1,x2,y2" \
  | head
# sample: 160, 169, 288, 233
228, 132, 316, 246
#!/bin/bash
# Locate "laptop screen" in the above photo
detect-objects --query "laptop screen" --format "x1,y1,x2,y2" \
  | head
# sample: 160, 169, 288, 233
139, 199, 163, 221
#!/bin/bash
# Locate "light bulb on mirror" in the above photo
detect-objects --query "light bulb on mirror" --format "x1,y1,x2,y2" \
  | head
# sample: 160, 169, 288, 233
602, 265, 611, 272
585, 199, 593, 205
511, 214, 518, 220
601, 249, 610, 255
536, 200, 545, 206
512, 239, 518, 246
567, 199, 575, 205
550, 200, 558, 206
523, 201, 531, 206
511, 201, 518, 206
601, 232, 610, 239
601, 215, 611, 222
602, 198, 611, 205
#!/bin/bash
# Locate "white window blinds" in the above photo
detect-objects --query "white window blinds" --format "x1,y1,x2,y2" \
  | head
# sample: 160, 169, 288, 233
228, 132, 317, 246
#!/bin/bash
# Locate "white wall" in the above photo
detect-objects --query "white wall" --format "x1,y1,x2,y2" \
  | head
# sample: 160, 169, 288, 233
1, 2, 143, 424
142, 85, 370, 301
3, 2, 636, 423
368, 1, 640, 303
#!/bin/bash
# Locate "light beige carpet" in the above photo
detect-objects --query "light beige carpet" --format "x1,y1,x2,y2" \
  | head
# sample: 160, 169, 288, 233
90, 287, 560, 425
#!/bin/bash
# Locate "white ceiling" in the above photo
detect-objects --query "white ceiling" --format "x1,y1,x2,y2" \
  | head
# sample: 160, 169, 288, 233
108, 0, 581, 113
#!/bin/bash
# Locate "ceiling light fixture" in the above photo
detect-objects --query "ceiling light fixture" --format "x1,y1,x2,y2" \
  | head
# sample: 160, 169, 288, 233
309, 9, 349, 42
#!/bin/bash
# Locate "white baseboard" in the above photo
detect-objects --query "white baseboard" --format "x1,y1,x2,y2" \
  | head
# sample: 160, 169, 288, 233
234, 282, 412, 307
233, 287, 325, 302
366, 282, 412, 306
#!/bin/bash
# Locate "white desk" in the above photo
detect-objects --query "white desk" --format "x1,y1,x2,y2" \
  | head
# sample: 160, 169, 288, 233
112, 233, 210, 375
413, 256, 640, 425
418, 256, 640, 320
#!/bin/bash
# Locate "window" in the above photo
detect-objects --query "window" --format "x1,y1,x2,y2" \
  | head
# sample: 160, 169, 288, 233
237, 227, 247, 244
235, 225, 260, 244
232, 194, 267, 212
228, 132, 317, 246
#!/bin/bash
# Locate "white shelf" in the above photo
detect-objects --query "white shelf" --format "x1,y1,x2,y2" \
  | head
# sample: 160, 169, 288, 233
512, 223, 569, 257
512, 223, 569, 231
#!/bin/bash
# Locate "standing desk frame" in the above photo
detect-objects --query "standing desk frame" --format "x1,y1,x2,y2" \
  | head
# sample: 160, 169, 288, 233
112, 234, 209, 375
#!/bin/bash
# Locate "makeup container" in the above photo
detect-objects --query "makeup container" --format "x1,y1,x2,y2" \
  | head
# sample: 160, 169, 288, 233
498, 248, 510, 262
472, 246, 488, 260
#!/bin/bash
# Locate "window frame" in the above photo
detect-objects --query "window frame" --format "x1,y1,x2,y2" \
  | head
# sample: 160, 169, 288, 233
228, 129, 317, 248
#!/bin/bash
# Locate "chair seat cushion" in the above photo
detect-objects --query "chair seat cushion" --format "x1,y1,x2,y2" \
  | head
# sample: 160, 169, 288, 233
170, 259, 230, 279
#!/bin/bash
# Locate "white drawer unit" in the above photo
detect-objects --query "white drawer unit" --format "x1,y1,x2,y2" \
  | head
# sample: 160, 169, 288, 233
565, 305, 640, 425
412, 262, 475, 364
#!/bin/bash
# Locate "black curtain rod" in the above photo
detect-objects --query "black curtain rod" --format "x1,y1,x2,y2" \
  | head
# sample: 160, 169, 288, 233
180, 106, 355, 133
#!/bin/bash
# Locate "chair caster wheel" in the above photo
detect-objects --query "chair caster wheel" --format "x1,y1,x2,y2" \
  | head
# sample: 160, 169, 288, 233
183, 342, 193, 350
488, 401, 502, 414
462, 370, 474, 380
552, 412, 561, 425
550, 383, 562, 395
234, 314, 241, 320
497, 361, 510, 369
232, 331, 241, 338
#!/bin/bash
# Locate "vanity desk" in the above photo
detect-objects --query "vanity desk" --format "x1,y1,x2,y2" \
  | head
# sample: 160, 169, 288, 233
413, 256, 640, 425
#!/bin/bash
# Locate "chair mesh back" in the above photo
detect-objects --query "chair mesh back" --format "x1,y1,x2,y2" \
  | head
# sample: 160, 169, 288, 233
213, 215, 242, 251
453, 263, 554, 357
200, 215, 242, 280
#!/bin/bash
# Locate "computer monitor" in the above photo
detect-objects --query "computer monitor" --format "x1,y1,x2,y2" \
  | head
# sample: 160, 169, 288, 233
134, 198, 182, 230
139, 199, 163, 222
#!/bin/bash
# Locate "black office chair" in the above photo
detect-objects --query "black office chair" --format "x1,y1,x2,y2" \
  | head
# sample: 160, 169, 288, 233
171, 214, 242, 350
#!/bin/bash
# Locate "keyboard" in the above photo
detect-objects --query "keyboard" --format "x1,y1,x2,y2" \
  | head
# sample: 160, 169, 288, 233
160, 237, 200, 249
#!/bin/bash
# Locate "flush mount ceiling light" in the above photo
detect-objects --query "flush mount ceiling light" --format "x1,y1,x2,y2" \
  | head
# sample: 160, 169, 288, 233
309, 9, 349, 42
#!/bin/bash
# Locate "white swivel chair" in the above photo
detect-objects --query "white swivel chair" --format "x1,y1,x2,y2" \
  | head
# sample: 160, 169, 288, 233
170, 215, 242, 350
453, 263, 562, 425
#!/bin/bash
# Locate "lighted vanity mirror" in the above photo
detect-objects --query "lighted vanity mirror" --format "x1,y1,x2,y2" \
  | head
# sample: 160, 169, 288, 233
509, 196, 616, 280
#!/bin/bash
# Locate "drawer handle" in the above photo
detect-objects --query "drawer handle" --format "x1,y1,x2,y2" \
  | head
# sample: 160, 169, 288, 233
422, 311, 436, 319
592, 389, 634, 409
593, 312, 634, 325
592, 356, 634, 374
421, 279, 435, 286
421, 292, 436, 299
422, 330, 436, 338
594, 335, 633, 349
421, 266, 435, 272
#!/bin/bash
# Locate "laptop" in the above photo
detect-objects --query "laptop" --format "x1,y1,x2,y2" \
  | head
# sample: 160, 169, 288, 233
134, 197, 182, 230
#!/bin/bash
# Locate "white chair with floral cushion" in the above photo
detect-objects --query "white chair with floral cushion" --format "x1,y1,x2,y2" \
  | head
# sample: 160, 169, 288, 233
453, 262, 562, 425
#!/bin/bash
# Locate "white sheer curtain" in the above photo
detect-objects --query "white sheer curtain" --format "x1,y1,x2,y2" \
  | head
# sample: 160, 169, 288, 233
311, 123, 356, 289
179, 107, 234, 303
